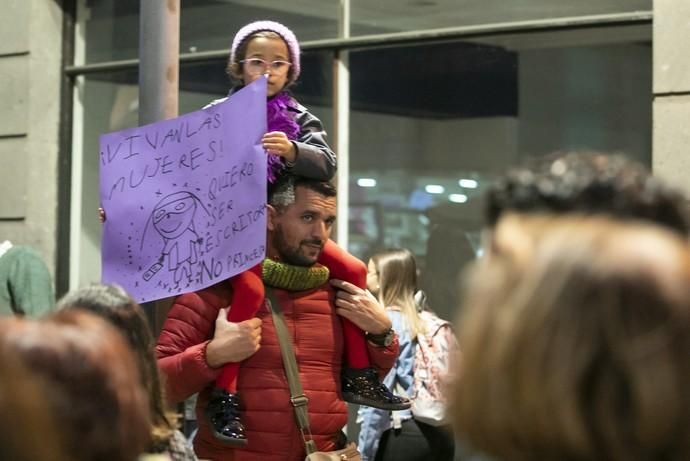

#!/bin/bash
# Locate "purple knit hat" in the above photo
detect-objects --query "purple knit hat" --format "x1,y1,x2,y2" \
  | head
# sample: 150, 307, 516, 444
230, 20, 301, 85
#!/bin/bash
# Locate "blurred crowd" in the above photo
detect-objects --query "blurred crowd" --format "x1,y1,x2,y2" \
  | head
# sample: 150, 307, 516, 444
1, 151, 689, 461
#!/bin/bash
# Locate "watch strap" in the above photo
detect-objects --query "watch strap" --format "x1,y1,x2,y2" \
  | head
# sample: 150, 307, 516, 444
367, 327, 393, 346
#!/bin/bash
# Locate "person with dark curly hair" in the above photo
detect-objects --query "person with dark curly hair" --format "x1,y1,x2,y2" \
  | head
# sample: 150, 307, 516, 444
485, 151, 690, 235
452, 151, 690, 461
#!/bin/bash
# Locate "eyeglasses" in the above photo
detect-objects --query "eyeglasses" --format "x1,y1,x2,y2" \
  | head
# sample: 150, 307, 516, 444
240, 58, 292, 75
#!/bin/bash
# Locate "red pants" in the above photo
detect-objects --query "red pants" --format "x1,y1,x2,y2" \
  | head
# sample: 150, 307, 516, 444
216, 240, 369, 391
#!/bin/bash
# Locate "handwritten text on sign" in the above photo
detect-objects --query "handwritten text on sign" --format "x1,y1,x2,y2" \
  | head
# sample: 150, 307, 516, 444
100, 78, 267, 303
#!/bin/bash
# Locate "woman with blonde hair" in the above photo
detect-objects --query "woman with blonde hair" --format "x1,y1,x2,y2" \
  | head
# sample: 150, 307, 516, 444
358, 248, 455, 461
453, 213, 690, 461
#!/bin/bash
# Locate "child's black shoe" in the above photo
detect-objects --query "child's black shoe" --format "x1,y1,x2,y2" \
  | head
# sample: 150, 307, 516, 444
206, 388, 248, 446
341, 367, 411, 410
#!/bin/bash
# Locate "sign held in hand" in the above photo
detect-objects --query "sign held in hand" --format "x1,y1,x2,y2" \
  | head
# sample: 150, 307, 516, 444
99, 77, 268, 303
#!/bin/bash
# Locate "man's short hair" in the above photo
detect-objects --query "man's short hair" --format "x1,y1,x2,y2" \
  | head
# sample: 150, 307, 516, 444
486, 151, 690, 236
268, 174, 337, 211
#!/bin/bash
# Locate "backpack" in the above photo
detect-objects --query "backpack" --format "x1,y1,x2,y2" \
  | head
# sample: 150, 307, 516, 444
411, 309, 458, 426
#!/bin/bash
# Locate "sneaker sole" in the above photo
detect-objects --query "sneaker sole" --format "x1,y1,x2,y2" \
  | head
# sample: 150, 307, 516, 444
342, 392, 412, 411
211, 431, 249, 447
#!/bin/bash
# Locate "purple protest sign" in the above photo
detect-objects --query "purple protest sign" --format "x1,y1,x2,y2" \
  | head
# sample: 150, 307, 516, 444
100, 77, 267, 303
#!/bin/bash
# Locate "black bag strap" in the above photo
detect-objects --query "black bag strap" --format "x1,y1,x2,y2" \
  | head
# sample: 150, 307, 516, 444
265, 287, 318, 455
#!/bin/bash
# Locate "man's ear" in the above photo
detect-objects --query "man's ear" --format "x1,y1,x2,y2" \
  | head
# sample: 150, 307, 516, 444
267, 204, 278, 231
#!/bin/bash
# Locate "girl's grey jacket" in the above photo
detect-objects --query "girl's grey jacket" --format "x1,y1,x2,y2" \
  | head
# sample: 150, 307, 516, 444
205, 88, 336, 181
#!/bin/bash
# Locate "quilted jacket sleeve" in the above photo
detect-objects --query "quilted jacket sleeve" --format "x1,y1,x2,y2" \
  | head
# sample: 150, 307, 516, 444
366, 335, 400, 379
156, 289, 224, 403
288, 105, 337, 181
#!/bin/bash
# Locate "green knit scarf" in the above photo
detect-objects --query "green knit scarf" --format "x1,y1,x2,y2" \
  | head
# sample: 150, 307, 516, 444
262, 258, 330, 291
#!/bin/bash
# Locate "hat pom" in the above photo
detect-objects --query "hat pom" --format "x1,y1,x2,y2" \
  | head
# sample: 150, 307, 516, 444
230, 20, 301, 84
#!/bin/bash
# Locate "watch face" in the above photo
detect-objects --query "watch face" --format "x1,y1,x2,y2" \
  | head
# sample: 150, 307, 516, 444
378, 329, 394, 347
368, 329, 393, 346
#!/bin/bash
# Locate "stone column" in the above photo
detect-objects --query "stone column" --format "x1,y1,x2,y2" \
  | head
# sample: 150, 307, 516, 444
653, 0, 690, 189
0, 1, 62, 278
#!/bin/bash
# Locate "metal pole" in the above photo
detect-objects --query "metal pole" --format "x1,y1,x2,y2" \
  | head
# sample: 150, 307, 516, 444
138, 0, 180, 336
335, 0, 350, 247
139, 0, 180, 124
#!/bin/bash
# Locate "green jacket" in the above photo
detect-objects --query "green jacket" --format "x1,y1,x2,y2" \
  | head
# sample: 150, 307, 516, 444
0, 245, 55, 317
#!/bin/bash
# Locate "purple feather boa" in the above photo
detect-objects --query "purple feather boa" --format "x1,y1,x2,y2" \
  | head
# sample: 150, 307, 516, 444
266, 91, 300, 183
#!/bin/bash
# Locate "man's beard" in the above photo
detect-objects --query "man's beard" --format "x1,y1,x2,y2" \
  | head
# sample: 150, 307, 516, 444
271, 225, 323, 267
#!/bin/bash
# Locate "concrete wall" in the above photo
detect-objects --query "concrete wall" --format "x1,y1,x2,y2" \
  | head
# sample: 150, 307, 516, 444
653, 0, 690, 187
0, 0, 63, 279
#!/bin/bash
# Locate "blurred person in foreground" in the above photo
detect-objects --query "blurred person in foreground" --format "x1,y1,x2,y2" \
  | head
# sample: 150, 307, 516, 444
453, 213, 690, 461
453, 152, 690, 461
0, 347, 68, 461
57, 283, 198, 461
0, 310, 151, 461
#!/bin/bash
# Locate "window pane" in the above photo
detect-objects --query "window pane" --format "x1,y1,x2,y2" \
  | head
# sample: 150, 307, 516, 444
348, 26, 651, 320
80, 0, 650, 63
180, 1, 340, 54
350, 0, 651, 35
82, 0, 139, 63
81, 0, 339, 64
77, 70, 139, 287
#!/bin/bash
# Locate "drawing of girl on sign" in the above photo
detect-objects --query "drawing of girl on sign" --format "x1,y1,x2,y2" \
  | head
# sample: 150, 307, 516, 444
141, 191, 208, 286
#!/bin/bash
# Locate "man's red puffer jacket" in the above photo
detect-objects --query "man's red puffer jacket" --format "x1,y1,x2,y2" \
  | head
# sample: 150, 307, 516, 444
156, 279, 398, 461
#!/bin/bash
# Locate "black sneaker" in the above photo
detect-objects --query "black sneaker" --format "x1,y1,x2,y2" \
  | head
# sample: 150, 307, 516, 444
341, 367, 411, 410
205, 388, 248, 446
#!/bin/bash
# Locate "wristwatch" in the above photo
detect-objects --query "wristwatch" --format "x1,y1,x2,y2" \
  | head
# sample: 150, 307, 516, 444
367, 328, 394, 347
